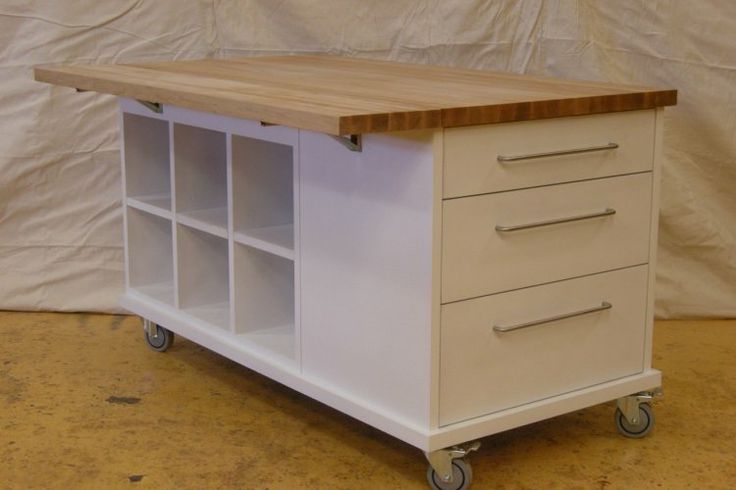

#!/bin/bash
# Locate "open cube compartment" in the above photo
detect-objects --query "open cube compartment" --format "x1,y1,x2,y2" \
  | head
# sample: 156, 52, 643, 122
234, 242, 295, 360
174, 124, 228, 238
232, 135, 294, 259
123, 114, 171, 215
177, 223, 230, 329
126, 207, 174, 305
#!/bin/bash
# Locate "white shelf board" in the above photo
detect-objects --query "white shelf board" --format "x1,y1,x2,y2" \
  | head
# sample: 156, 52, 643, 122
184, 301, 230, 330
130, 281, 175, 306
177, 207, 228, 239
233, 224, 294, 260
237, 324, 295, 361
126, 195, 172, 219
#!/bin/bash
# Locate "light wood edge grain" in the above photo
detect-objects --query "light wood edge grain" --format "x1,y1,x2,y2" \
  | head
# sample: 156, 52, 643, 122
338, 90, 676, 134
35, 66, 342, 135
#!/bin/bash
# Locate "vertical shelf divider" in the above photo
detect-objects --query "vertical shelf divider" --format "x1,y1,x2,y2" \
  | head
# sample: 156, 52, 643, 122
119, 105, 130, 293
169, 119, 180, 310
227, 131, 236, 333
293, 130, 302, 370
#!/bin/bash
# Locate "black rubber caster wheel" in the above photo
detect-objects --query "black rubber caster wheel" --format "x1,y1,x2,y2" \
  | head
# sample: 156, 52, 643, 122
144, 322, 174, 352
615, 402, 654, 438
426, 459, 472, 490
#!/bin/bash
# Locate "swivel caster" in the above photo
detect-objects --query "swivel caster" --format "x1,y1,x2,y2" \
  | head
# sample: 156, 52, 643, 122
426, 458, 472, 490
425, 441, 480, 490
615, 392, 656, 438
143, 318, 174, 352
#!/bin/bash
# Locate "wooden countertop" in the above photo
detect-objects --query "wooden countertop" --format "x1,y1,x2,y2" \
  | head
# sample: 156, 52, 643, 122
35, 55, 676, 135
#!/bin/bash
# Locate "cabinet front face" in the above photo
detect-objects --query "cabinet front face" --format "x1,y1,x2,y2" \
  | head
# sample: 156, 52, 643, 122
443, 110, 655, 198
437, 109, 660, 433
441, 173, 653, 303
439, 265, 649, 426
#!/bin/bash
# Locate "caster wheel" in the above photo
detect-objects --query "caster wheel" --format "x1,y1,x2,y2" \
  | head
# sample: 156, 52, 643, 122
144, 323, 174, 352
615, 403, 654, 438
426, 459, 473, 490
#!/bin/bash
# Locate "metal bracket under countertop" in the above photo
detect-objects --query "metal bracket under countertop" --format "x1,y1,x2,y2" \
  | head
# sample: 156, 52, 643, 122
260, 121, 362, 152
76, 89, 163, 114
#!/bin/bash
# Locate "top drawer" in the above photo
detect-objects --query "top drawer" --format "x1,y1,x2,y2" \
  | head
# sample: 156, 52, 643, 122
443, 110, 655, 198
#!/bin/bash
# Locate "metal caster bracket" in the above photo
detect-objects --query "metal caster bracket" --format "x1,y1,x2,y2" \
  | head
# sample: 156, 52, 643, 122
143, 318, 158, 338
425, 441, 480, 484
617, 389, 661, 425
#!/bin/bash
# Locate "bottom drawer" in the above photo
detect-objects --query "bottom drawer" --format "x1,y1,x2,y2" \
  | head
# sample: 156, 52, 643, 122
439, 266, 649, 426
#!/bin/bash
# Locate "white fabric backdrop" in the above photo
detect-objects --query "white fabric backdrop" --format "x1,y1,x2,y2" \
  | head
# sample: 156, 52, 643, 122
1, 1, 734, 317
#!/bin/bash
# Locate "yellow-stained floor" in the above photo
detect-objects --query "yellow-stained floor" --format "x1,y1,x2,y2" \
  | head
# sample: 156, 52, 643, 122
1, 313, 734, 489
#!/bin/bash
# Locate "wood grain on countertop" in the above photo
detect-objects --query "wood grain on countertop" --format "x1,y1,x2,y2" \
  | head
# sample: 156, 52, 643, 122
35, 55, 677, 135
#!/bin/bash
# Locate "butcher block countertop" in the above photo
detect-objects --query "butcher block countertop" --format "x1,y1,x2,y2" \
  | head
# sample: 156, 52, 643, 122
34, 55, 676, 135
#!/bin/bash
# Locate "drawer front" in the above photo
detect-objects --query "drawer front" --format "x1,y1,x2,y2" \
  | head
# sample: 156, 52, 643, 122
444, 110, 655, 198
439, 265, 649, 426
442, 173, 652, 303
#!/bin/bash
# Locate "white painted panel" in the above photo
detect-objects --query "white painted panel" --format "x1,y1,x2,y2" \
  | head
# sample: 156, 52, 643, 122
233, 225, 294, 260
429, 370, 661, 451
126, 195, 172, 219
444, 110, 655, 198
440, 265, 649, 426
442, 172, 652, 302
299, 130, 435, 428
177, 207, 228, 239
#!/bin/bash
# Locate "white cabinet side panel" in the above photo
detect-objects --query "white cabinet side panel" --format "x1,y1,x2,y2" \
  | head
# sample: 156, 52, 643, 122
299, 131, 435, 429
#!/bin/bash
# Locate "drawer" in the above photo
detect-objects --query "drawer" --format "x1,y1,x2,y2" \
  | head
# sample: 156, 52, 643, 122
443, 110, 655, 198
442, 172, 652, 303
439, 265, 649, 426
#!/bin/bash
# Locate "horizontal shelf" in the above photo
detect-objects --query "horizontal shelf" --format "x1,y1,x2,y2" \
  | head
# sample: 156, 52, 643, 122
130, 281, 174, 306
233, 224, 294, 260
177, 207, 228, 239
237, 324, 295, 361
184, 301, 230, 330
127, 194, 172, 219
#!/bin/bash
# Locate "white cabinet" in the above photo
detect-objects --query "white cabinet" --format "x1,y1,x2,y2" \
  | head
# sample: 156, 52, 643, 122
118, 99, 664, 486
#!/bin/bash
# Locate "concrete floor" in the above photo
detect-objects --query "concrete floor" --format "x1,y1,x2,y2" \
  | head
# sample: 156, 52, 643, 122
0, 312, 734, 489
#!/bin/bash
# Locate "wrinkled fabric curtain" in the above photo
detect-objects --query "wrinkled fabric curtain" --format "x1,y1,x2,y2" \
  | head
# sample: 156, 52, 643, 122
1, 0, 733, 318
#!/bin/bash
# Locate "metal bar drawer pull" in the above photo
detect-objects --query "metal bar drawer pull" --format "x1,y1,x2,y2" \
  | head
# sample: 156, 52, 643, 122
493, 302, 612, 333
495, 208, 616, 233
497, 142, 619, 162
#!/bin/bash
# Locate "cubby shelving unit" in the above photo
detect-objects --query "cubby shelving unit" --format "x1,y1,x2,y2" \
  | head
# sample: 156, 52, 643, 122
120, 102, 299, 360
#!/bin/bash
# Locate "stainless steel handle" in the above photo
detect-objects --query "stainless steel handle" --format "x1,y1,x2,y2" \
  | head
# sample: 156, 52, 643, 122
493, 302, 612, 333
497, 142, 619, 162
495, 208, 616, 232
